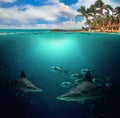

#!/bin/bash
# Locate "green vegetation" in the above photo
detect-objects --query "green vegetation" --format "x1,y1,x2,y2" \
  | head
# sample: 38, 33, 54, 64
77, 0, 120, 32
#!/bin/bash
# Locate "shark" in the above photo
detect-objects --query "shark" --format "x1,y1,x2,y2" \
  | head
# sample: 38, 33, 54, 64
57, 71, 104, 104
6, 71, 42, 93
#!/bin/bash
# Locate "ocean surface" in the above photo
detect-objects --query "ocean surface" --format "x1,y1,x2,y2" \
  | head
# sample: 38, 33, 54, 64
0, 29, 120, 118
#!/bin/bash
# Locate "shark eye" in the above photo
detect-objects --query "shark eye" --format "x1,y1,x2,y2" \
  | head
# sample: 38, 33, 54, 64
64, 83, 67, 85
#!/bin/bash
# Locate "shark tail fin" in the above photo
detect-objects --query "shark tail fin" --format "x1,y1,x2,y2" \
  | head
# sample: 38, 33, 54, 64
64, 69, 70, 75
20, 71, 26, 78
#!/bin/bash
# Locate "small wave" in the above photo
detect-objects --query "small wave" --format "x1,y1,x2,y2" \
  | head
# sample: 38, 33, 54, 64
0, 32, 15, 35
0, 32, 44, 36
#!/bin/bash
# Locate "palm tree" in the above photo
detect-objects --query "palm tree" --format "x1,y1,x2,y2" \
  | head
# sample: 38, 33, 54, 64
89, 4, 97, 16
114, 7, 120, 25
85, 19, 93, 30
96, 15, 104, 31
89, 4, 100, 31
93, 0, 113, 31
113, 7, 120, 16
76, 0, 120, 32
94, 0, 113, 15
77, 6, 92, 31
104, 12, 115, 31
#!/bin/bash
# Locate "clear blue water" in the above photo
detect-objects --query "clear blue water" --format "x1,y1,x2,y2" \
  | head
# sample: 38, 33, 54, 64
0, 29, 120, 118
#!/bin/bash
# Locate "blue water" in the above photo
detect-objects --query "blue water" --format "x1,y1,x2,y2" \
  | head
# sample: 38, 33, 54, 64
0, 29, 120, 118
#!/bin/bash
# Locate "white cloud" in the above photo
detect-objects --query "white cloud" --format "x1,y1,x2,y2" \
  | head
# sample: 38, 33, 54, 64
0, 2, 77, 23
0, 19, 85, 29
39, 19, 85, 29
0, 0, 17, 3
0, 0, 78, 29
44, 0, 60, 4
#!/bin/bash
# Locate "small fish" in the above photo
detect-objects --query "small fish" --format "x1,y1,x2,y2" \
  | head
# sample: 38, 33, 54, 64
50, 66, 69, 75
80, 69, 95, 76
92, 78, 103, 86
60, 82, 73, 88
73, 79, 82, 85
80, 69, 89, 76
105, 83, 113, 88
106, 76, 113, 82
70, 73, 82, 80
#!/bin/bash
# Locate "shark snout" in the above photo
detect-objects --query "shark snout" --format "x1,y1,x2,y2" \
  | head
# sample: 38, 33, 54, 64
56, 94, 70, 100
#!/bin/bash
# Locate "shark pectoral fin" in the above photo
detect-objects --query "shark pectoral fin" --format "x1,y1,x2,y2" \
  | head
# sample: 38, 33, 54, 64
37, 89, 43, 92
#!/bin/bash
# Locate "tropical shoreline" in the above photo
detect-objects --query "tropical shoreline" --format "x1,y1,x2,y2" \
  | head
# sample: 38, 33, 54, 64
51, 0, 120, 34
50, 29, 120, 33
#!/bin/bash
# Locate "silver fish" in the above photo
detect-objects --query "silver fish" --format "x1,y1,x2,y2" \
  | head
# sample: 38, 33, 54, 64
70, 73, 82, 80
60, 82, 73, 88
50, 66, 69, 75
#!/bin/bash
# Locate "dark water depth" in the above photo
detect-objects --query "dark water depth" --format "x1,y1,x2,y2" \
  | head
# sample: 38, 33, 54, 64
0, 30, 120, 118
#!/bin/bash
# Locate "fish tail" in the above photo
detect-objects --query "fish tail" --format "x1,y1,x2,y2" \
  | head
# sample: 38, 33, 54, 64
64, 69, 70, 75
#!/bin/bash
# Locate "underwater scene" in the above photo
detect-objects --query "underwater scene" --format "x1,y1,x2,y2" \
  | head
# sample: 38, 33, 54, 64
0, 29, 120, 118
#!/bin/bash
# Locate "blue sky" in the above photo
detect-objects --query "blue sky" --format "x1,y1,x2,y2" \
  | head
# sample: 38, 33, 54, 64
0, 0, 120, 29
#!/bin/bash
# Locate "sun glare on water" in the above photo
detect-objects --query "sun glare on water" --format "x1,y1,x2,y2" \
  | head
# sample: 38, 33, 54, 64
47, 38, 69, 48
33, 37, 76, 60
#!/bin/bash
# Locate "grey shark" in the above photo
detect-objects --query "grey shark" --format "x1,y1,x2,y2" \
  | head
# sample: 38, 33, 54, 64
7, 71, 42, 93
57, 71, 103, 104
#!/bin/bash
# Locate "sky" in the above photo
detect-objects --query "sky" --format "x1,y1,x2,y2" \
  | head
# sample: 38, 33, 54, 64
0, 0, 120, 29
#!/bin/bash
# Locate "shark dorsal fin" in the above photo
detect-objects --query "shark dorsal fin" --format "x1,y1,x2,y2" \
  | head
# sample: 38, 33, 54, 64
82, 71, 92, 81
20, 71, 26, 78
